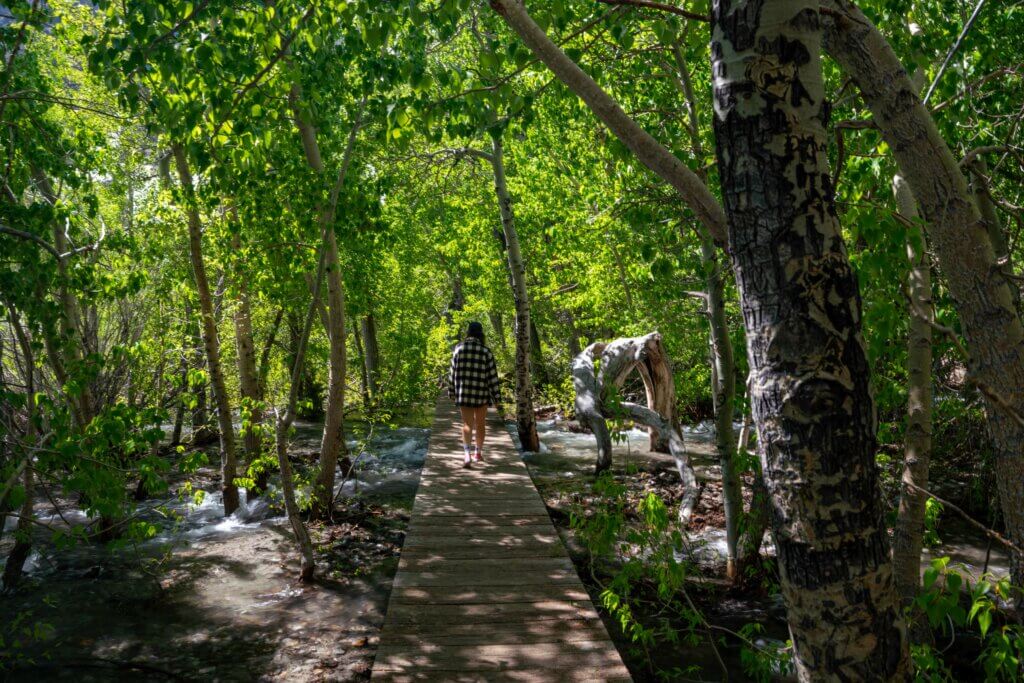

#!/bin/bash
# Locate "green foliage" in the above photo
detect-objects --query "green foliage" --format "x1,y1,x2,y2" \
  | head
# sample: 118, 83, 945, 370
914, 558, 1024, 681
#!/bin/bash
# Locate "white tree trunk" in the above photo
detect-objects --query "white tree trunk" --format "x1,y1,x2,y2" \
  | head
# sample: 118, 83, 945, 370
490, 134, 539, 451
172, 145, 240, 516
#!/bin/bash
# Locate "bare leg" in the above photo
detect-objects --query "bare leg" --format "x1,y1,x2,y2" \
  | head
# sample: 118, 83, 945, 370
459, 406, 474, 446
473, 405, 487, 449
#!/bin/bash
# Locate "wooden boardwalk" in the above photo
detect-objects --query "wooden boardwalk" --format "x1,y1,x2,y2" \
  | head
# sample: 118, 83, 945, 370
371, 398, 632, 682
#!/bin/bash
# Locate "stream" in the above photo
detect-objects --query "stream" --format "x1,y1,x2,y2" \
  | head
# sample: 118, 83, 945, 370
0, 413, 1008, 681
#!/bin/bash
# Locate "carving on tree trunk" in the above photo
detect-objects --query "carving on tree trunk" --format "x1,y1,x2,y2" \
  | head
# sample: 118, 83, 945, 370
571, 333, 700, 524
712, 0, 908, 677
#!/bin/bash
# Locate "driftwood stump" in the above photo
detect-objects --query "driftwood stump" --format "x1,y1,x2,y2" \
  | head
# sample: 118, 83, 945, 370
571, 332, 700, 523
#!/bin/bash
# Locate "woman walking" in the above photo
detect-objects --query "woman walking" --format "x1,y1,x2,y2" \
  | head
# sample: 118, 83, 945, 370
448, 321, 502, 468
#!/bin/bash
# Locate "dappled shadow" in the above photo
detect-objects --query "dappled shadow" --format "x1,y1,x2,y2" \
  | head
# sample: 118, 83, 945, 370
370, 399, 632, 681
2, 520, 399, 681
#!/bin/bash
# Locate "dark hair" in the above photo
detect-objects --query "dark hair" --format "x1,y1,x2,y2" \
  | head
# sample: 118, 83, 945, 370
466, 321, 485, 345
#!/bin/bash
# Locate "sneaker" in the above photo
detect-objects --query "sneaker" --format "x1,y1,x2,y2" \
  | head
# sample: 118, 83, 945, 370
473, 448, 483, 462
463, 453, 472, 468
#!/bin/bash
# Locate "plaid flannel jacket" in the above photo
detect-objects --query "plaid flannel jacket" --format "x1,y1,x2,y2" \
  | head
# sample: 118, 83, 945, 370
448, 338, 501, 407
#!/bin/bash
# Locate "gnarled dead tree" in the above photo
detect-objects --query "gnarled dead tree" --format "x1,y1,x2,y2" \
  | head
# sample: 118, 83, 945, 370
571, 333, 699, 524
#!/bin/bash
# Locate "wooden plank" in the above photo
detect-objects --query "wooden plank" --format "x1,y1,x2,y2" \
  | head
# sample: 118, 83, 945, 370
372, 671, 632, 683
383, 600, 598, 624
374, 642, 629, 672
397, 555, 575, 572
379, 618, 611, 646
372, 397, 630, 681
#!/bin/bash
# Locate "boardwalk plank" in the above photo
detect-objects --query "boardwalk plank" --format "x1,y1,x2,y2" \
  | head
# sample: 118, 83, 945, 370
371, 398, 630, 681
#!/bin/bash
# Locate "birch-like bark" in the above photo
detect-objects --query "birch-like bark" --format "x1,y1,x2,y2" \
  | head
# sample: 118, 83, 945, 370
230, 231, 264, 497
822, 0, 1024, 589
172, 144, 240, 516
314, 227, 347, 519
289, 83, 360, 520
711, 1, 908, 677
573, 335, 700, 522
891, 175, 934, 601
700, 230, 742, 580
490, 134, 540, 451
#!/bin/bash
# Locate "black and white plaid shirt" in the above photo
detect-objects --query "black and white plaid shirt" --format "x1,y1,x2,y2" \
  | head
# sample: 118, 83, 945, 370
448, 338, 501, 407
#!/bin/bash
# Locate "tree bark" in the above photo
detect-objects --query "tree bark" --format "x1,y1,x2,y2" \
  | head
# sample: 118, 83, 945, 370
230, 231, 264, 498
968, 158, 1018, 309
32, 168, 95, 426
891, 175, 934, 602
822, 0, 1024, 591
172, 144, 240, 516
274, 247, 329, 582
573, 335, 700, 523
670, 36, 744, 580
700, 230, 742, 581
488, 310, 508, 353
288, 83, 360, 521
353, 323, 371, 407
2, 306, 35, 590
490, 133, 540, 452
314, 227, 347, 520
711, 1, 908, 678
361, 313, 380, 400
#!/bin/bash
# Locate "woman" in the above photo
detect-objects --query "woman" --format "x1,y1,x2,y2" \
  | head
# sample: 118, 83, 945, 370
448, 321, 501, 468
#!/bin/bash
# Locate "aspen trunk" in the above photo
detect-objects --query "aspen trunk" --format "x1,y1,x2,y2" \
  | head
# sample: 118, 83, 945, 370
274, 246, 329, 582
969, 158, 1018, 309
711, 1, 908, 677
314, 227, 347, 520
2, 308, 35, 590
361, 313, 380, 399
490, 134, 539, 452
671, 35, 744, 579
170, 351, 187, 446
172, 145, 240, 516
488, 310, 508, 352
289, 83, 360, 520
32, 169, 95, 426
231, 232, 263, 497
735, 410, 771, 569
822, 0, 1024, 590
353, 324, 371, 407
891, 175, 934, 601
700, 230, 742, 580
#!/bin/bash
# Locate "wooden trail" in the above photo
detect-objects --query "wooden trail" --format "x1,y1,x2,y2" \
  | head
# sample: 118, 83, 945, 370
371, 398, 632, 682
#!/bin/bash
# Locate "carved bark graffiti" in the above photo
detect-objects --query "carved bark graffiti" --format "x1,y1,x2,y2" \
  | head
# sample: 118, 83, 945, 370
711, 0, 909, 678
